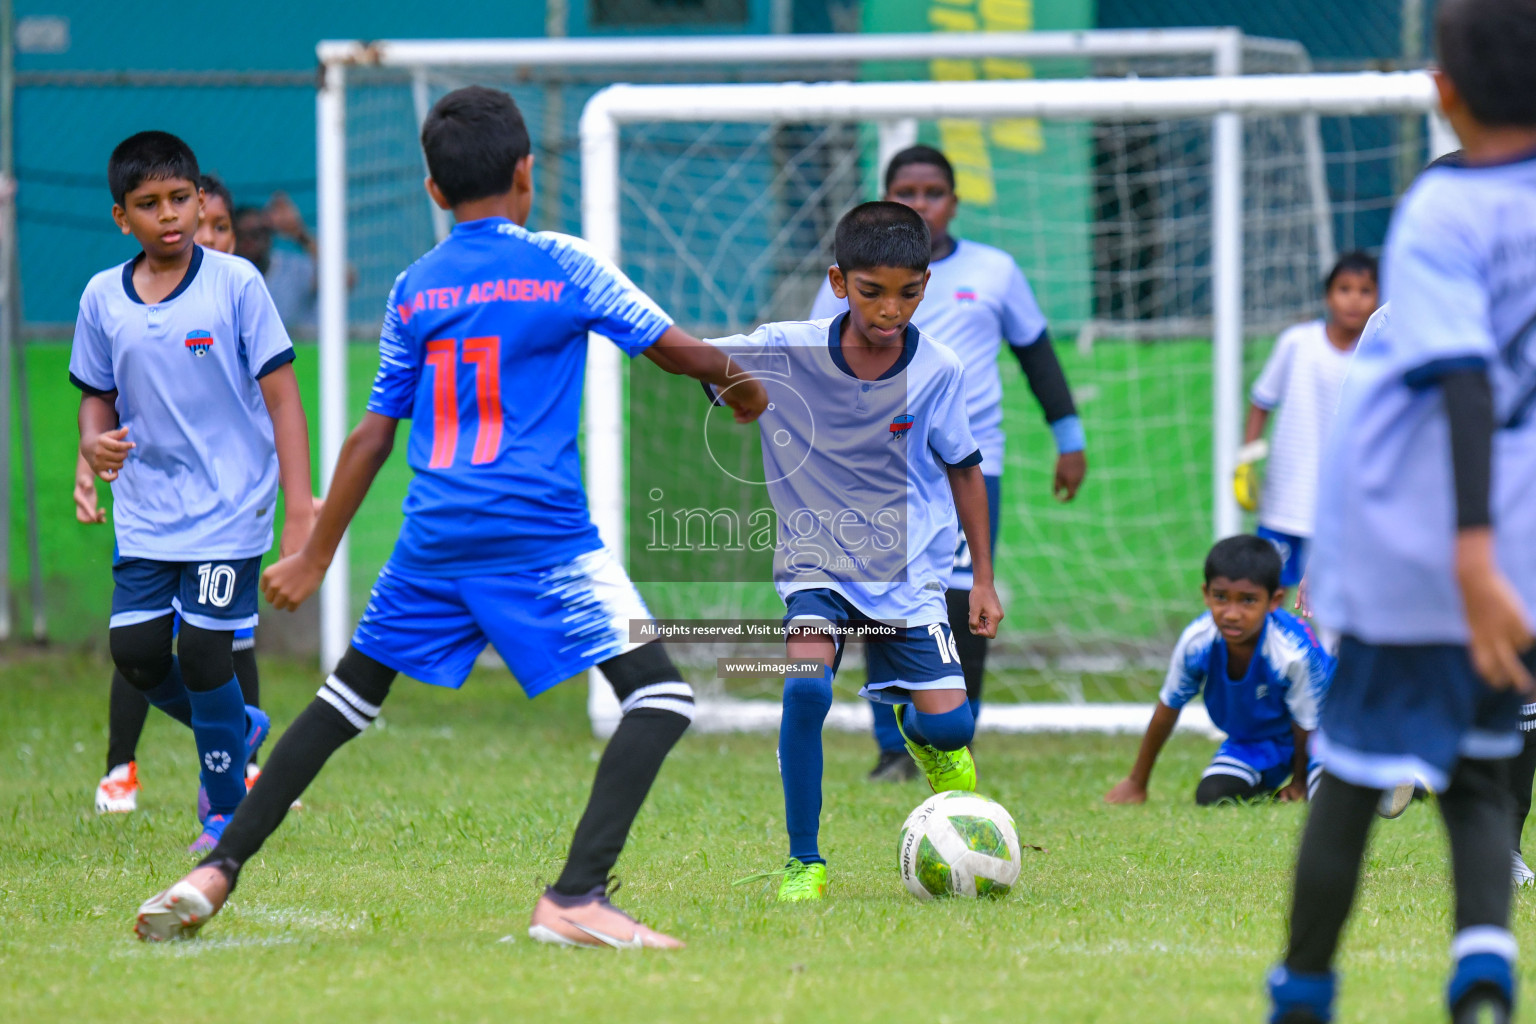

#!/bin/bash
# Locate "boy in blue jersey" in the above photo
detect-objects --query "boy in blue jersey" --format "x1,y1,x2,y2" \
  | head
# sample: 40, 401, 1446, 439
728, 201, 1002, 901
71, 133, 312, 851
1268, 2, 1536, 1020
1104, 536, 1330, 807
812, 146, 1086, 780
134, 87, 766, 948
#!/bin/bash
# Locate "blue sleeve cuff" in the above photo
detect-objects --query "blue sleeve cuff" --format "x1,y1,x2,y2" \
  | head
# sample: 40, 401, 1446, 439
1403, 354, 1487, 390
255, 348, 296, 380
70, 372, 112, 397
948, 449, 983, 468
1050, 415, 1086, 454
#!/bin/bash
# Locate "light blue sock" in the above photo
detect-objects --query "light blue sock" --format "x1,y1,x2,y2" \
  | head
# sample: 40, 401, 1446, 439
187, 675, 248, 817
904, 701, 975, 751
780, 668, 833, 864
871, 701, 904, 753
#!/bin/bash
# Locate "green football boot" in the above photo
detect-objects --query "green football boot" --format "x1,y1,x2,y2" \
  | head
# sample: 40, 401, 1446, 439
733, 860, 829, 902
894, 704, 978, 793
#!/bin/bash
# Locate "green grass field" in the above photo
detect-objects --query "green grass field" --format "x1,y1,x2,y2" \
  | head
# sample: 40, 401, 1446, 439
2, 651, 1526, 1023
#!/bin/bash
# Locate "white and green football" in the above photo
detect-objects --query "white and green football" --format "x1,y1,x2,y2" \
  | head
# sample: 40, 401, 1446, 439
898, 791, 1021, 901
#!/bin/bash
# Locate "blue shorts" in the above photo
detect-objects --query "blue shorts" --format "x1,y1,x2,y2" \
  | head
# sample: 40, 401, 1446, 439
951, 474, 1002, 591
1315, 636, 1527, 792
782, 588, 965, 703
111, 556, 262, 631
1204, 736, 1319, 794
1255, 526, 1308, 588
351, 546, 650, 696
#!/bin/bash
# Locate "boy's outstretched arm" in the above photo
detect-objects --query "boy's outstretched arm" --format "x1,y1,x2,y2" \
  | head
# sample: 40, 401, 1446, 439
259, 364, 317, 557
1276, 722, 1312, 802
1105, 701, 1181, 804
261, 412, 398, 611
947, 462, 1002, 637
643, 325, 767, 423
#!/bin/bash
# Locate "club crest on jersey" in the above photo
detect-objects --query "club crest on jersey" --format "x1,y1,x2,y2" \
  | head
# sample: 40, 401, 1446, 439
954, 288, 977, 303
184, 330, 213, 357
889, 413, 915, 440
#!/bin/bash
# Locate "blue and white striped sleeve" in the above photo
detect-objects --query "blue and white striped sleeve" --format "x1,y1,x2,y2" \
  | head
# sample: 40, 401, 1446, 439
1282, 621, 1333, 732
535, 232, 673, 356
1159, 615, 1213, 710
367, 273, 418, 420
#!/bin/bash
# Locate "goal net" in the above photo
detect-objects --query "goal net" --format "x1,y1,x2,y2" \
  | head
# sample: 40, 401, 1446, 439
317, 37, 1439, 726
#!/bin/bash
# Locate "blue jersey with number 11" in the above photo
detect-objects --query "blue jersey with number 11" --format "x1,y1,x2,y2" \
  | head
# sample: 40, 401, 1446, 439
368, 217, 673, 577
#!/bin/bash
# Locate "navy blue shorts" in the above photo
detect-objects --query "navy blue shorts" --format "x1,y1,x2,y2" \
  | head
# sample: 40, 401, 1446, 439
1315, 636, 1527, 792
782, 588, 965, 703
351, 547, 649, 696
1256, 525, 1308, 588
951, 473, 1002, 591
111, 555, 262, 631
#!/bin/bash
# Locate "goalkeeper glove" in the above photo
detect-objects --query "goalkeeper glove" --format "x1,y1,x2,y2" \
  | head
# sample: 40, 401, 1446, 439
1233, 440, 1268, 513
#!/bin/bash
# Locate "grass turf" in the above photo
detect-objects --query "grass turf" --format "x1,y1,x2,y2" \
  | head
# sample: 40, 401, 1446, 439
0, 651, 1523, 1023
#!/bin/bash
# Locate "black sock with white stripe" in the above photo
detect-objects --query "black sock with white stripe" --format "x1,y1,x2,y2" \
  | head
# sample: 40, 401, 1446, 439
200, 646, 394, 886
553, 643, 693, 896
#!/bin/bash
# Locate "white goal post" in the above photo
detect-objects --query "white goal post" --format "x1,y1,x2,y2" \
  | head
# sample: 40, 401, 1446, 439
314, 28, 1321, 676
577, 71, 1441, 734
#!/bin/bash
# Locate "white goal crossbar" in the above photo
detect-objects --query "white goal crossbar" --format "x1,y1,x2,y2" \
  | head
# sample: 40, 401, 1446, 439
575, 72, 1440, 736
313, 28, 1316, 675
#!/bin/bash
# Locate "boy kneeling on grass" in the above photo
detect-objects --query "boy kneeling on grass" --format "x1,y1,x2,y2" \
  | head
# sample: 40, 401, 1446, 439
1105, 535, 1332, 806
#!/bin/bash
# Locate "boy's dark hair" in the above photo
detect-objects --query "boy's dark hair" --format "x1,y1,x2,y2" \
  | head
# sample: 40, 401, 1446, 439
1436, 0, 1536, 127
108, 131, 199, 207
199, 174, 233, 213
834, 201, 930, 275
1204, 535, 1283, 593
1323, 250, 1378, 292
420, 85, 531, 207
884, 144, 955, 193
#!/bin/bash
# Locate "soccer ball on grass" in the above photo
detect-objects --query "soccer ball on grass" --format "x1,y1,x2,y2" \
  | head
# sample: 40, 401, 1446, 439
898, 791, 1021, 901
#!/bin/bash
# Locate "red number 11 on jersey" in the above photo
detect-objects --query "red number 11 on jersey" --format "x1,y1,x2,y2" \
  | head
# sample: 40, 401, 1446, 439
424, 336, 504, 469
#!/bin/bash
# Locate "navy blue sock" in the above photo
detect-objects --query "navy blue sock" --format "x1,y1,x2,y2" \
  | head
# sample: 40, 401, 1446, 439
188, 676, 248, 817
871, 701, 904, 753
140, 657, 193, 728
1267, 965, 1336, 1023
968, 697, 981, 722
903, 701, 975, 751
1448, 934, 1516, 1013
780, 668, 833, 864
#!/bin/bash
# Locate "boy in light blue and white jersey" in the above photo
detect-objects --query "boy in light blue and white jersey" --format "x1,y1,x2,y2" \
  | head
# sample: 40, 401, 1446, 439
811, 146, 1086, 777
725, 201, 1003, 903
71, 132, 312, 853
1270, 3, 1536, 1019
1104, 536, 1331, 807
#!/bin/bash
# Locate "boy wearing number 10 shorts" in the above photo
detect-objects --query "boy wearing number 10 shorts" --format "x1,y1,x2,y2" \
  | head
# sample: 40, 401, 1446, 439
133, 86, 766, 948
722, 202, 1003, 902
72, 133, 313, 853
